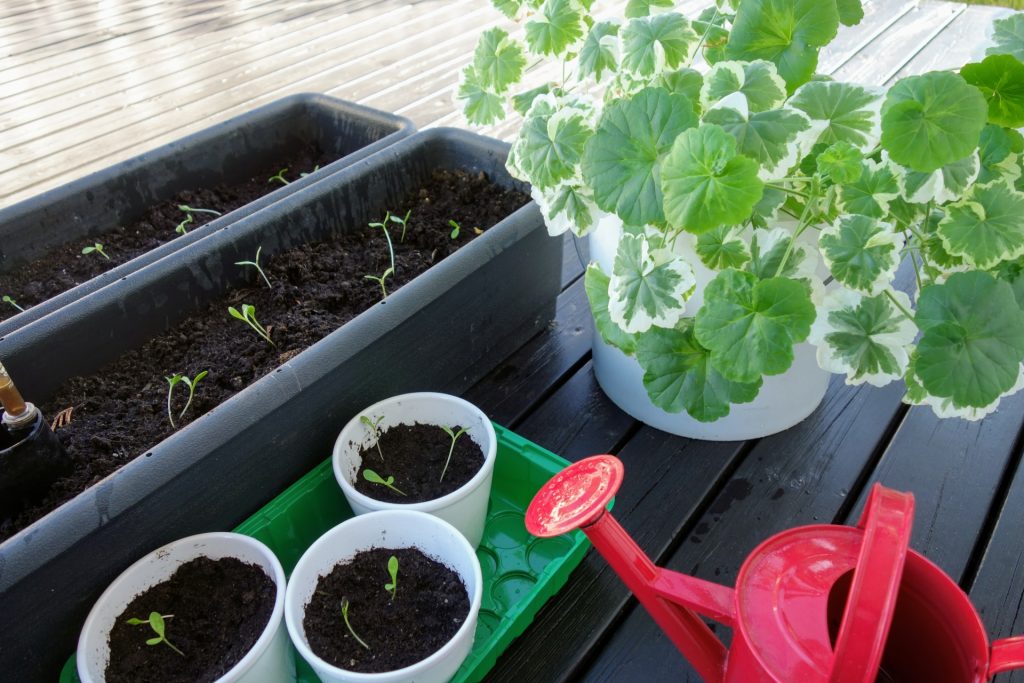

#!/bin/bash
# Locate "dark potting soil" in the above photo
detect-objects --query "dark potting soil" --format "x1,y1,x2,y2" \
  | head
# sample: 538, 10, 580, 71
303, 547, 470, 673
354, 423, 485, 503
0, 144, 328, 324
105, 556, 275, 683
0, 170, 528, 541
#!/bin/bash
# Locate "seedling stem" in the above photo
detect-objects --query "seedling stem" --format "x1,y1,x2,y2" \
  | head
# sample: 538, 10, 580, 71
268, 168, 290, 185
235, 246, 272, 288
365, 215, 397, 300
385, 555, 399, 601
2, 295, 24, 312
341, 598, 370, 650
165, 370, 209, 428
228, 304, 275, 346
359, 414, 386, 462
439, 425, 468, 482
125, 612, 184, 656
363, 469, 406, 496
81, 243, 110, 260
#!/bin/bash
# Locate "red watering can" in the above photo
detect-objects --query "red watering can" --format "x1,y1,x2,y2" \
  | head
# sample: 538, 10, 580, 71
525, 455, 1024, 682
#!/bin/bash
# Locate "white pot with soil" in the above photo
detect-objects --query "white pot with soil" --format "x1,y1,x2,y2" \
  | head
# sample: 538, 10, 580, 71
284, 509, 483, 683
588, 215, 830, 441
77, 532, 293, 683
333, 392, 496, 547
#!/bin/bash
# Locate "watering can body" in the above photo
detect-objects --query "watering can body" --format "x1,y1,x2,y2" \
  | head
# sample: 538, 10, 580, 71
525, 455, 1024, 683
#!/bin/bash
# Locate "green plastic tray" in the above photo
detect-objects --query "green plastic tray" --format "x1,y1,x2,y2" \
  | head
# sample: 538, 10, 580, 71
60, 423, 593, 682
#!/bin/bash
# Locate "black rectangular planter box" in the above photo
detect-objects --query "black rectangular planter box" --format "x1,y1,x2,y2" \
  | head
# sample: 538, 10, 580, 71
0, 128, 559, 680
0, 93, 414, 337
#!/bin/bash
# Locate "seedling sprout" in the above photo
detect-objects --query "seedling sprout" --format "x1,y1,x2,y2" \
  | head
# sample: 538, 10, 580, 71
365, 216, 397, 301
175, 214, 194, 235
363, 468, 406, 496
165, 370, 209, 428
392, 210, 412, 242
2, 295, 23, 312
228, 304, 274, 346
125, 612, 184, 656
448, 220, 461, 239
439, 425, 468, 482
341, 598, 370, 650
178, 205, 222, 218
235, 246, 272, 289
268, 168, 290, 186
359, 414, 386, 462
300, 165, 321, 178
81, 243, 110, 260
384, 555, 398, 601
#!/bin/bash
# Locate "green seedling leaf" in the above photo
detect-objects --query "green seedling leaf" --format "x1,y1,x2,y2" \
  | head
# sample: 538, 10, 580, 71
961, 53, 1024, 128
789, 80, 884, 150
234, 245, 272, 288
268, 168, 290, 185
582, 87, 698, 226
177, 204, 222, 217
388, 210, 412, 242
702, 105, 813, 181
227, 304, 274, 346
81, 243, 110, 260
127, 612, 183, 656
635, 323, 762, 421
385, 556, 399, 600
448, 220, 461, 239
620, 13, 698, 77
661, 123, 764, 234
725, 0, 839, 93
987, 13, 1024, 61
578, 20, 620, 82
608, 233, 695, 333
363, 468, 406, 495
694, 269, 815, 383
819, 215, 904, 296
360, 414, 386, 462
916, 271, 1024, 408
880, 71, 988, 173
458, 65, 505, 125
525, 0, 584, 56
699, 60, 787, 113
937, 178, 1024, 270
584, 264, 636, 355
341, 598, 370, 650
175, 214, 193, 235
439, 425, 468, 482
2, 295, 24, 312
473, 27, 527, 93
837, 159, 900, 218
696, 226, 751, 271
299, 165, 320, 178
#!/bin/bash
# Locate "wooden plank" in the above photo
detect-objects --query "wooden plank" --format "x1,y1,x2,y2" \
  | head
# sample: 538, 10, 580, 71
0, 0, 162, 41
581, 374, 908, 681
0, 0, 150, 35
818, 0, 917, 75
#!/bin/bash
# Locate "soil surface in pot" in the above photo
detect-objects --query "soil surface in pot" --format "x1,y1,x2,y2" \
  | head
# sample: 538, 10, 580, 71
303, 547, 469, 673
0, 170, 527, 542
105, 556, 275, 683
0, 145, 328, 325
354, 423, 485, 503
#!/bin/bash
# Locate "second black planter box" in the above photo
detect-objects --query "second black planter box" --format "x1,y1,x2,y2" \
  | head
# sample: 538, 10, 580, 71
0, 93, 413, 337
0, 129, 560, 680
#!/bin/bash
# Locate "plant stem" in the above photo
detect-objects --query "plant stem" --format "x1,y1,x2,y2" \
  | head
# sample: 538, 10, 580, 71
884, 289, 916, 322
767, 183, 811, 199
774, 193, 815, 278
688, 6, 720, 67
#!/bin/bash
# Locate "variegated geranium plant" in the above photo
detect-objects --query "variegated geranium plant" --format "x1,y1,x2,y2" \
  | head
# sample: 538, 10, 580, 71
458, 0, 1024, 423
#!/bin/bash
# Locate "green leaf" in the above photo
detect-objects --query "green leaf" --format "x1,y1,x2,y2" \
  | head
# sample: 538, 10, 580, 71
836, 0, 864, 27
789, 80, 883, 150
837, 159, 900, 218
819, 215, 904, 296
897, 153, 980, 205
625, 0, 673, 18
585, 265, 637, 354
608, 233, 695, 333
937, 179, 1024, 269
699, 60, 787, 113
693, 5, 732, 64
904, 353, 1023, 420
880, 71, 988, 173
473, 28, 527, 93
525, 0, 584, 56
457, 66, 504, 125
533, 182, 597, 236
961, 54, 1024, 128
512, 84, 553, 116
809, 288, 915, 386
657, 67, 703, 104
635, 324, 762, 421
579, 21, 620, 82
696, 226, 751, 270
978, 124, 1016, 184
916, 271, 1024, 408
621, 13, 698, 77
725, 0, 839, 92
493, 0, 526, 20
661, 123, 765, 233
747, 227, 818, 281
750, 187, 786, 228
582, 87, 698, 226
512, 98, 592, 188
703, 105, 813, 180
817, 141, 863, 184
149, 612, 165, 636
987, 13, 1024, 62
694, 269, 816, 382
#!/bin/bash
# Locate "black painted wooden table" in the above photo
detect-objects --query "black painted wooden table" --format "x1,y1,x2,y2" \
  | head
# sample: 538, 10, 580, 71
466, 235, 1024, 683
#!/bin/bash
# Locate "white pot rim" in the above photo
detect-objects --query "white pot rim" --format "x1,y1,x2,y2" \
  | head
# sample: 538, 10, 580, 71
77, 532, 286, 683
332, 392, 497, 512
284, 510, 483, 681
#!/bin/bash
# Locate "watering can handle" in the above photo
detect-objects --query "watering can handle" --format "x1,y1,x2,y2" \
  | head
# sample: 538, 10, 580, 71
829, 484, 915, 683
990, 636, 1024, 676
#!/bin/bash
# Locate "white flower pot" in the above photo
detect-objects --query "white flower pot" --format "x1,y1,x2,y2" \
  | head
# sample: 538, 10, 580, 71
284, 510, 483, 683
333, 392, 496, 547
77, 532, 293, 683
588, 215, 830, 440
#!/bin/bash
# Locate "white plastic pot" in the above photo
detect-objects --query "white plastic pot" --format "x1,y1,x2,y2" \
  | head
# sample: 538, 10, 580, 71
588, 215, 830, 440
285, 510, 483, 683
333, 392, 496, 547
77, 532, 293, 683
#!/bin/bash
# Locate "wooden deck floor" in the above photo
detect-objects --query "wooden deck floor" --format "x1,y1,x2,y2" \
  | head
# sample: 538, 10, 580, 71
0, 0, 1012, 209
